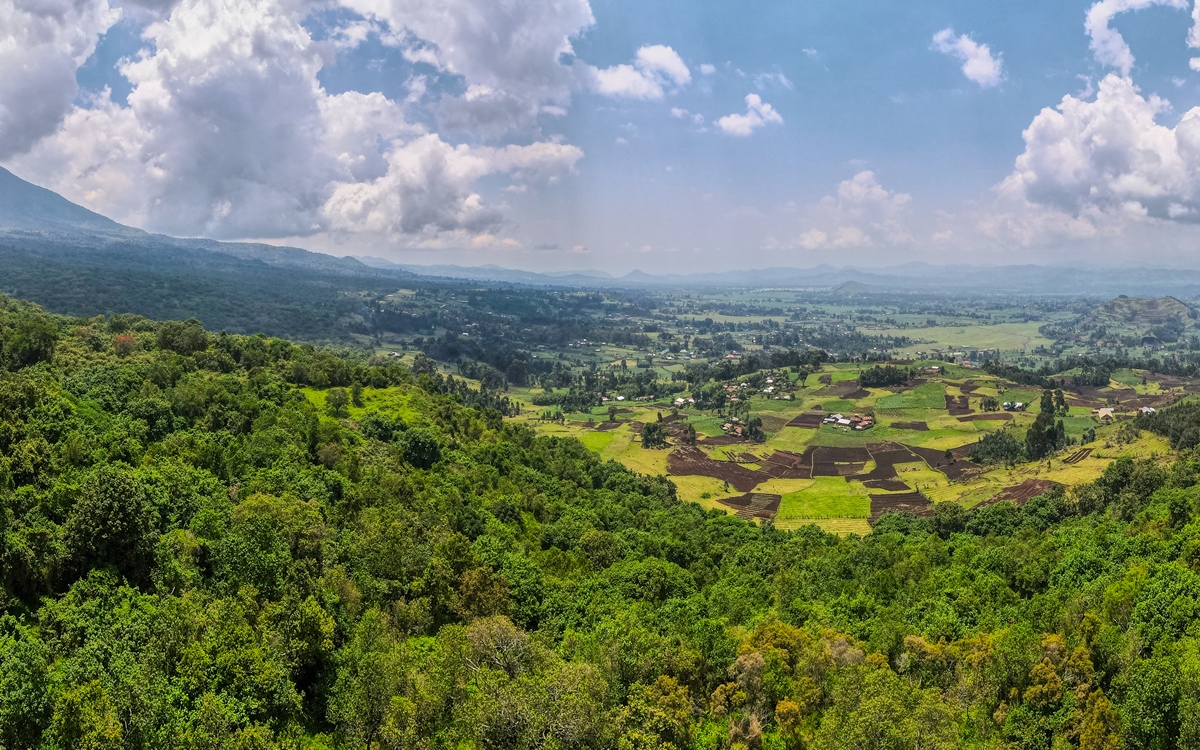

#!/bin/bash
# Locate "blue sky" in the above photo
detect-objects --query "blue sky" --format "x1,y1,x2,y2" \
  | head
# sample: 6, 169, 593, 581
6, 0, 1200, 272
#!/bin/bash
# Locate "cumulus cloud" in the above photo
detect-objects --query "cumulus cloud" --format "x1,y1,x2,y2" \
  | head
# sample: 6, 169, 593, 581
343, 0, 596, 133
9, 0, 585, 243
324, 136, 582, 237
716, 94, 783, 136
794, 172, 914, 249
998, 74, 1200, 227
0, 0, 120, 158
931, 28, 1003, 88
581, 45, 691, 99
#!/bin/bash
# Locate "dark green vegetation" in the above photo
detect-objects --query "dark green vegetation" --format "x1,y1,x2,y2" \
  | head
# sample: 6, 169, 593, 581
5, 297, 1200, 749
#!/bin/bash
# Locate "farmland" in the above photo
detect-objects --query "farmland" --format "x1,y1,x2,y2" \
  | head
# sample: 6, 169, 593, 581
512, 357, 1189, 534
352, 286, 1200, 534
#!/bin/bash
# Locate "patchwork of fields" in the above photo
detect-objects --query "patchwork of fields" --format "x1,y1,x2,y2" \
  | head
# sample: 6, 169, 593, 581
512, 362, 1188, 535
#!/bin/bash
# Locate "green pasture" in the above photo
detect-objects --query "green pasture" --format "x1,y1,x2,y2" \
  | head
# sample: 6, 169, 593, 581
877, 382, 946, 410
775, 477, 870, 528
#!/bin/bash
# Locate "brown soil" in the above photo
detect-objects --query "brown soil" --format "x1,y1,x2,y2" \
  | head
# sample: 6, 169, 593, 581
864, 479, 911, 491
815, 446, 873, 462
814, 380, 862, 398
593, 421, 622, 431
844, 388, 873, 400
1062, 448, 1092, 465
978, 479, 1060, 507
957, 413, 1012, 422
760, 415, 790, 432
667, 446, 762, 492
960, 382, 980, 394
902, 444, 980, 481
736, 452, 760, 463
891, 421, 929, 431
786, 413, 826, 428
758, 449, 815, 479
661, 413, 687, 423
869, 491, 933, 523
720, 492, 782, 520
813, 462, 869, 477
852, 443, 920, 482
698, 434, 745, 446
945, 395, 972, 416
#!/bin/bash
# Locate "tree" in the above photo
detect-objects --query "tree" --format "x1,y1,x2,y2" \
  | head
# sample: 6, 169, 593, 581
4, 317, 57, 368
400, 427, 441, 469
350, 382, 364, 407
64, 465, 158, 583
326, 388, 350, 417
642, 422, 668, 449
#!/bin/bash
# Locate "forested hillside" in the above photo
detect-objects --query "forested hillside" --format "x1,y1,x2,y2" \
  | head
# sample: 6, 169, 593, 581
3, 294, 1200, 749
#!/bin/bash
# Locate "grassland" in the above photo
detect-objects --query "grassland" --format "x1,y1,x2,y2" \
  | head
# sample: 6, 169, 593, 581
859, 321, 1056, 356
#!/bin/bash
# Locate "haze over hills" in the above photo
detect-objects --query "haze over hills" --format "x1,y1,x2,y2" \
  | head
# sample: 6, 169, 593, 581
6, 166, 1200, 308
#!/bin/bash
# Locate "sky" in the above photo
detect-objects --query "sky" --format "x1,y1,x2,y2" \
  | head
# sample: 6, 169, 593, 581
6, 0, 1200, 273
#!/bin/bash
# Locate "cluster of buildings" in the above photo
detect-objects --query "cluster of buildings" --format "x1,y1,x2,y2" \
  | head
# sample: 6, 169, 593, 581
823, 412, 874, 431
1002, 401, 1026, 411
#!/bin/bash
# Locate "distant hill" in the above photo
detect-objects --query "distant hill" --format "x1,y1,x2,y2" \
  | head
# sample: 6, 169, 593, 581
0, 167, 429, 339
1079, 296, 1199, 329
833, 280, 880, 295
0, 167, 138, 236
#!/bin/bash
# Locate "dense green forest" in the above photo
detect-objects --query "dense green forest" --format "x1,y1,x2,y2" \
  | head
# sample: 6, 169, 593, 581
5, 294, 1200, 749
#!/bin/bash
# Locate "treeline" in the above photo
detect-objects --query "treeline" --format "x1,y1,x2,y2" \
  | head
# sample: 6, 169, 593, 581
858, 364, 914, 388
6, 296, 1200, 747
1138, 399, 1200, 450
985, 353, 1200, 389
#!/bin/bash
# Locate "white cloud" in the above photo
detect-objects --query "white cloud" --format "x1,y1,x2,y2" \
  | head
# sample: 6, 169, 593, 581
343, 0, 594, 132
581, 44, 691, 100
716, 94, 783, 136
323, 135, 582, 237
793, 172, 914, 249
9, 0, 584, 244
754, 71, 793, 90
1085, 0, 1188, 76
670, 107, 704, 125
931, 28, 1003, 88
699, 63, 716, 75
998, 74, 1200, 226
0, 0, 120, 158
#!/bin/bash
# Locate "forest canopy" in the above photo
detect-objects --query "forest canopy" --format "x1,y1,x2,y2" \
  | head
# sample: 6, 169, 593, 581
2, 295, 1200, 749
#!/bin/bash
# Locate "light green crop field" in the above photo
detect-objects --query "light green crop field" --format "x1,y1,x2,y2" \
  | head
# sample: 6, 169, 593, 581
579, 431, 615, 452
775, 477, 870, 530
821, 399, 859, 412
877, 382, 946, 410
860, 321, 1056, 355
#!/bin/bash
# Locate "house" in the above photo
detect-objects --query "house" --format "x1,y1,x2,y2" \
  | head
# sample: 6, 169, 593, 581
1096, 408, 1114, 423
616, 395, 625, 401
1140, 406, 1157, 415
1003, 402, 1026, 412
837, 418, 852, 426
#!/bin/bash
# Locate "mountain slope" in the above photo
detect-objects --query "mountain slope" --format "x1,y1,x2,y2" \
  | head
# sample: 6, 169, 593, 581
0, 167, 139, 236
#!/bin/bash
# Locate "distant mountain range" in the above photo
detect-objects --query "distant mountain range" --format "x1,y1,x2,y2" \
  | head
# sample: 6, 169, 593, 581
5, 166, 1200, 300
362, 255, 1200, 297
